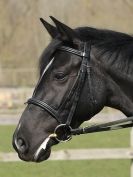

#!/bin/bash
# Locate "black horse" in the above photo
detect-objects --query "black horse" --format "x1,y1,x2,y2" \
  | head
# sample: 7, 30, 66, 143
12, 16, 133, 162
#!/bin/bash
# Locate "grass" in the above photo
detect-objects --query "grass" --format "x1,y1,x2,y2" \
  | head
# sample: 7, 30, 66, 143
0, 126, 15, 152
0, 125, 132, 177
0, 160, 130, 177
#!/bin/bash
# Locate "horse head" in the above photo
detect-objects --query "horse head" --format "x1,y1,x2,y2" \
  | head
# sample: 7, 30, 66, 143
12, 16, 133, 162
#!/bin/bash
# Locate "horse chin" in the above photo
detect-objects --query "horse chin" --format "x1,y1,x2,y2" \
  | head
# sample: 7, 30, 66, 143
17, 138, 57, 163
17, 148, 51, 162
18, 153, 33, 162
33, 148, 51, 163
33, 138, 57, 163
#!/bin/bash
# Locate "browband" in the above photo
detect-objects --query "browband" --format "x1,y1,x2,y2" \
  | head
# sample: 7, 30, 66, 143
58, 46, 89, 58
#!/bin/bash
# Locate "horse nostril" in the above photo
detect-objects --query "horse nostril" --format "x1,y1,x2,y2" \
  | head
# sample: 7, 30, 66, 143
15, 138, 28, 153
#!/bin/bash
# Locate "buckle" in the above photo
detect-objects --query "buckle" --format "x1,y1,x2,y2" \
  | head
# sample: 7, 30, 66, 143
54, 124, 72, 142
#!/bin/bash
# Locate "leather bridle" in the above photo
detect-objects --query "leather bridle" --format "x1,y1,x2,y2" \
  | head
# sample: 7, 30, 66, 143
27, 42, 90, 141
26, 42, 133, 142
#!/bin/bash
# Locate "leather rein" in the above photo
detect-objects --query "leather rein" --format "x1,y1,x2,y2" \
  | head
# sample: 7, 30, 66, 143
26, 42, 133, 142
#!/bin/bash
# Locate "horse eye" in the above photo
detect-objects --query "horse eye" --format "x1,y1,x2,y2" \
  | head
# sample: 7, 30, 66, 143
54, 72, 66, 80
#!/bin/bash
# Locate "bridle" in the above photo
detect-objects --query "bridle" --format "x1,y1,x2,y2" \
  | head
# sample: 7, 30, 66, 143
27, 42, 90, 142
27, 42, 133, 143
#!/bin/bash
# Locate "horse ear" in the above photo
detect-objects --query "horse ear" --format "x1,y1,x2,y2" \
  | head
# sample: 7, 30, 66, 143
50, 16, 79, 43
40, 18, 58, 38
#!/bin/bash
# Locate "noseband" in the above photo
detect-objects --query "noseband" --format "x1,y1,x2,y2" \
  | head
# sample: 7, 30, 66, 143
27, 42, 91, 141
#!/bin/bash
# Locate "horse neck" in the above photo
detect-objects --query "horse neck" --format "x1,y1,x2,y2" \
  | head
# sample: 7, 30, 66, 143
105, 67, 133, 116
91, 47, 133, 117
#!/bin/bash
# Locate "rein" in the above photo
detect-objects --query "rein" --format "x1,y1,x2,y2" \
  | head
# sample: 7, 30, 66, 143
51, 116, 133, 142
27, 42, 133, 143
71, 116, 133, 135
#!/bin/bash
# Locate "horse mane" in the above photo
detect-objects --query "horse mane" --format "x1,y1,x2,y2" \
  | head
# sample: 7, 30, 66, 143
75, 27, 133, 75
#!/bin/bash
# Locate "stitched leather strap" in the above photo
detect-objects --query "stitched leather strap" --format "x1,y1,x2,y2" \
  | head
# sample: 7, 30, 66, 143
27, 98, 59, 123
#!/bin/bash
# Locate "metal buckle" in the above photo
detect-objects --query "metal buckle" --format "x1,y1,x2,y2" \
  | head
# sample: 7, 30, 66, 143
54, 124, 72, 142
